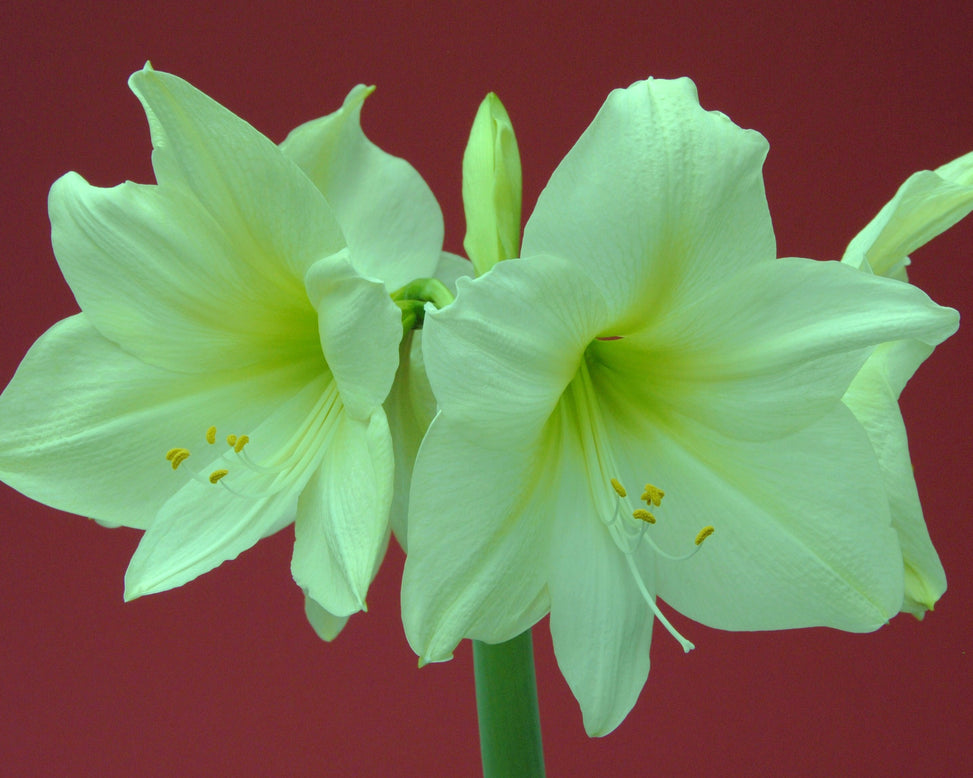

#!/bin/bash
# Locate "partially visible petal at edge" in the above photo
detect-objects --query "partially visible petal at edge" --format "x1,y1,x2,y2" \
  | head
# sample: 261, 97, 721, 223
842, 345, 946, 615
842, 149, 973, 279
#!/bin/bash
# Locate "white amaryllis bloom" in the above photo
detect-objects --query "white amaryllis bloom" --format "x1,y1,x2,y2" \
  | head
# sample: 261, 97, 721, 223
840, 150, 973, 617
0, 65, 452, 639
401, 78, 959, 735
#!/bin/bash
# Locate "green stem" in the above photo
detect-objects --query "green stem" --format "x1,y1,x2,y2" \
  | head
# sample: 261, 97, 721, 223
472, 630, 546, 777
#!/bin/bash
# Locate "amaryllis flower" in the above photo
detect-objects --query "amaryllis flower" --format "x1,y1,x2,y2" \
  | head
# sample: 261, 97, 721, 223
401, 78, 958, 735
0, 65, 452, 638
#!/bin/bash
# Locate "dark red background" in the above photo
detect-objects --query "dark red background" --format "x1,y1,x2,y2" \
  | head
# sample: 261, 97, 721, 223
2, 2, 971, 775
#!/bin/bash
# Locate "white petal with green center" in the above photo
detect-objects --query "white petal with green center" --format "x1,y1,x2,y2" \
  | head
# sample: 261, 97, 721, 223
405, 77, 965, 735
597, 258, 958, 442
0, 315, 321, 530
280, 84, 443, 289
521, 77, 776, 325
50, 172, 324, 372
292, 408, 393, 617
421, 254, 612, 445
129, 67, 346, 284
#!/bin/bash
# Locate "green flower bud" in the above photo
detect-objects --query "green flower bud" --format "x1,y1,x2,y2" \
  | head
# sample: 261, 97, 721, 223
462, 93, 523, 276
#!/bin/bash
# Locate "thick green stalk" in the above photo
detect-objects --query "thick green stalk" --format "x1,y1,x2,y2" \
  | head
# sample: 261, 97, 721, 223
472, 629, 546, 777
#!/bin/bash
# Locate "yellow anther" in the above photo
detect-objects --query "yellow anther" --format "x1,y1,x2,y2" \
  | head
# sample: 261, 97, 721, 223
610, 477, 627, 498
226, 434, 237, 447
233, 434, 250, 453
641, 484, 665, 507
169, 449, 190, 470
694, 526, 715, 546
632, 508, 656, 524
206, 426, 217, 444
209, 469, 229, 484
165, 448, 181, 462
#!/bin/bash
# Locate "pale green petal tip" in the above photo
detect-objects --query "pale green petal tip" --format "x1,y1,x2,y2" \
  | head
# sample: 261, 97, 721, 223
902, 563, 946, 619
842, 146, 973, 279
462, 92, 523, 276
304, 594, 351, 641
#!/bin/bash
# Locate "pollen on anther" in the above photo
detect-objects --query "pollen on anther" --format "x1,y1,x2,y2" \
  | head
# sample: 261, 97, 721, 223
209, 469, 229, 484
610, 477, 627, 498
641, 484, 665, 507
694, 526, 715, 546
169, 449, 190, 470
226, 434, 237, 447
233, 434, 249, 453
206, 426, 217, 444
632, 508, 656, 524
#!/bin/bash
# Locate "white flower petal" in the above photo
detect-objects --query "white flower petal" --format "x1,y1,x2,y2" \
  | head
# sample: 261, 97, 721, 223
304, 252, 403, 420
609, 404, 904, 631
0, 315, 321, 530
402, 414, 552, 662
385, 252, 471, 545
50, 172, 323, 372
595, 258, 958, 441
292, 408, 393, 617
842, 344, 946, 614
422, 254, 611, 444
522, 77, 775, 323
124, 373, 334, 598
304, 594, 350, 641
384, 330, 434, 546
129, 67, 345, 282
280, 84, 443, 288
842, 149, 973, 279
548, 505, 652, 738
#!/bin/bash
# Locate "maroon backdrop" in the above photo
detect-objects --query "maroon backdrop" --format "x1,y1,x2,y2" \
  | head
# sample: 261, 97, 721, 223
2, 2, 971, 775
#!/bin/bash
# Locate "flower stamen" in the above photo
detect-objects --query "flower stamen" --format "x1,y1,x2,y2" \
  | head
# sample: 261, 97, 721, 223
166, 447, 190, 470
606, 476, 718, 652
695, 526, 715, 546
